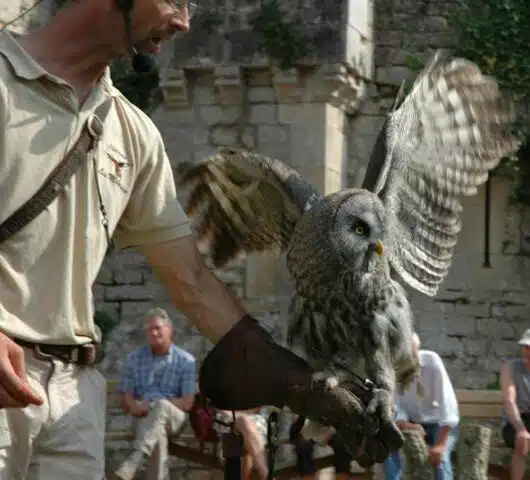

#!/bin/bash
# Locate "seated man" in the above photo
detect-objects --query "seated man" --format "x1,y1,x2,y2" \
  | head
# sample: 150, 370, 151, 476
112, 307, 197, 480
385, 333, 459, 480
500, 328, 530, 480
215, 407, 271, 480
293, 430, 353, 480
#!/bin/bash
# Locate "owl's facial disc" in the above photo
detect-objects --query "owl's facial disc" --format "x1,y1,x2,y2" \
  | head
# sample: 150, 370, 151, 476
331, 192, 387, 275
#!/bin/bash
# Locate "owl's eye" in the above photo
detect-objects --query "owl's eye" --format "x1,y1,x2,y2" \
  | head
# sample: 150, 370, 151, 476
354, 224, 366, 236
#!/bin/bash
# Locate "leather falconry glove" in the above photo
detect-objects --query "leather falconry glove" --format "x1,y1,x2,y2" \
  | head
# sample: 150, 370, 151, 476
199, 315, 404, 464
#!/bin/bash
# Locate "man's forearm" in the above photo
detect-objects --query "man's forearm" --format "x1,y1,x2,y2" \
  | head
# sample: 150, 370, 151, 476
171, 396, 194, 412
143, 238, 246, 343
435, 425, 451, 448
123, 392, 137, 413
506, 401, 526, 432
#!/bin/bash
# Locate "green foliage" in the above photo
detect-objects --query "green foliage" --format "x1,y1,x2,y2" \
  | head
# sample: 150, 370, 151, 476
250, 0, 313, 70
450, 0, 530, 204
94, 310, 119, 344
110, 57, 163, 115
451, 0, 530, 103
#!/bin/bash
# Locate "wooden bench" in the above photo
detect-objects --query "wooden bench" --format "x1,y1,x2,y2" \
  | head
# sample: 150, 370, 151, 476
398, 389, 511, 479
105, 380, 372, 478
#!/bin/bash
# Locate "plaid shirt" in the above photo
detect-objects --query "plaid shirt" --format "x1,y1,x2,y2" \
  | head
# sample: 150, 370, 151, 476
118, 344, 197, 401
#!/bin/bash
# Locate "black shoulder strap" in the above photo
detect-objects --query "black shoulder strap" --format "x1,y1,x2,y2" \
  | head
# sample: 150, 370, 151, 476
0, 98, 113, 243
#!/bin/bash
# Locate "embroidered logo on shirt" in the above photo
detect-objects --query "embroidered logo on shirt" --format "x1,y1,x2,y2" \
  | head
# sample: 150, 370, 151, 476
96, 146, 132, 194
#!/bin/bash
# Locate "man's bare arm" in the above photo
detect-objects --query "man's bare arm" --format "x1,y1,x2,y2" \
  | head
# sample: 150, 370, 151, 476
122, 391, 146, 416
141, 236, 246, 344
171, 394, 195, 412
501, 362, 525, 432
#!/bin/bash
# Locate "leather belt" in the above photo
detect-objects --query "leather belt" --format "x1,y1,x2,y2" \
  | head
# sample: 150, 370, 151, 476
14, 338, 104, 365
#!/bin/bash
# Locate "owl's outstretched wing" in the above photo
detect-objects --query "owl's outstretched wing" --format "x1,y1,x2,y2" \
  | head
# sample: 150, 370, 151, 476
177, 147, 322, 267
363, 51, 520, 296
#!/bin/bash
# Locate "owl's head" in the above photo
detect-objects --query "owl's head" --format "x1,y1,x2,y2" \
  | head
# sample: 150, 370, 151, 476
287, 189, 388, 298
330, 190, 387, 275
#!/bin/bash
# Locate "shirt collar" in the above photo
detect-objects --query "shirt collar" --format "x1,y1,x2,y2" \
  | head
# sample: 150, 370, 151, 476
0, 30, 46, 80
0, 30, 118, 96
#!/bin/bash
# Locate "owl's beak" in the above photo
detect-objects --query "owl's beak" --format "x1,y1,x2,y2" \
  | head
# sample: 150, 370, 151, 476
374, 240, 384, 256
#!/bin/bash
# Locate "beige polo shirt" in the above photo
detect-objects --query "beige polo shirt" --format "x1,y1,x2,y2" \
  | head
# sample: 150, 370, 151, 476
0, 31, 192, 345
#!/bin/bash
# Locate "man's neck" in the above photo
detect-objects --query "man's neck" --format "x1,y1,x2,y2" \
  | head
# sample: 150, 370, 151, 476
151, 344, 171, 356
17, 4, 119, 102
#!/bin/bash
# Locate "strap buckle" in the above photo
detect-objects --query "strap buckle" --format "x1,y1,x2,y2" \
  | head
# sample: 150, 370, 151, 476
87, 113, 104, 141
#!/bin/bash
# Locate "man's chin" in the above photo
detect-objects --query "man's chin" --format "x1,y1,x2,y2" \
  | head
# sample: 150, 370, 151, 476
136, 40, 162, 55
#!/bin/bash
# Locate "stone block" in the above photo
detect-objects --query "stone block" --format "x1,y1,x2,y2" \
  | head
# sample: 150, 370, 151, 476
247, 86, 276, 103
464, 339, 489, 357
105, 285, 153, 302
443, 315, 476, 337
198, 105, 241, 125
492, 340, 519, 358
272, 68, 302, 104
257, 125, 289, 147
454, 302, 490, 319
191, 86, 217, 106
93, 285, 105, 302
114, 269, 143, 285
121, 301, 153, 318
209, 125, 239, 146
214, 65, 243, 105
376, 66, 412, 86
248, 104, 277, 124
96, 264, 114, 285
161, 68, 190, 108
351, 114, 385, 137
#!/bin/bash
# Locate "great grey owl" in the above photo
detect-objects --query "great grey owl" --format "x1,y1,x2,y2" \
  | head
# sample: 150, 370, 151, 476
177, 52, 520, 441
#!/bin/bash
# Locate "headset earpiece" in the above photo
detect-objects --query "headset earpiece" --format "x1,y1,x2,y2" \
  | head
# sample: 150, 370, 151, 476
115, 0, 134, 13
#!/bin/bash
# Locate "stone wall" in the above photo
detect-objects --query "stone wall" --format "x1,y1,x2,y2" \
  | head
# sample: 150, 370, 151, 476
95, 0, 530, 393
344, 0, 530, 390
2, 0, 529, 395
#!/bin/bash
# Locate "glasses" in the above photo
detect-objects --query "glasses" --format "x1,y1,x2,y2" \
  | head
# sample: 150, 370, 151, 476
166, 0, 198, 18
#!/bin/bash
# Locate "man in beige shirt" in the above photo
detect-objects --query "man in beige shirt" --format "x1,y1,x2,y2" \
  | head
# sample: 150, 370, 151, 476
0, 1, 391, 478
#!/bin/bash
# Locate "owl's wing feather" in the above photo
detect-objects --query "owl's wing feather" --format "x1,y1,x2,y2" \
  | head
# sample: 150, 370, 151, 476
364, 51, 520, 296
177, 147, 322, 267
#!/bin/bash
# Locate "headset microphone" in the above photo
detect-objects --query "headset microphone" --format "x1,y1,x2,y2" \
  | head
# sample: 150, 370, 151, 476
132, 51, 156, 73
115, 0, 156, 74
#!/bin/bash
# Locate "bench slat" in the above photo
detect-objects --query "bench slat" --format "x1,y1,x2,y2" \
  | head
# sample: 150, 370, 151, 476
456, 389, 503, 404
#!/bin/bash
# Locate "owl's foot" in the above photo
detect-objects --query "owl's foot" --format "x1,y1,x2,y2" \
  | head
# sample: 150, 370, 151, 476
365, 387, 394, 423
347, 387, 403, 467
299, 419, 334, 445
311, 371, 339, 391
199, 315, 380, 439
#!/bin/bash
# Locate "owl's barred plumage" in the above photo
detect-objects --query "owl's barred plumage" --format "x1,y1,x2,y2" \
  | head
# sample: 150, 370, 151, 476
177, 51, 520, 442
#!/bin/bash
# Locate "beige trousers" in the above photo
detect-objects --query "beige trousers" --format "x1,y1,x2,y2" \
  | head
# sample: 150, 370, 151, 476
0, 346, 106, 480
133, 399, 187, 480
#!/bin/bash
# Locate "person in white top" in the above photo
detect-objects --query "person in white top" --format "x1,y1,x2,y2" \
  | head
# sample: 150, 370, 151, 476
384, 333, 459, 480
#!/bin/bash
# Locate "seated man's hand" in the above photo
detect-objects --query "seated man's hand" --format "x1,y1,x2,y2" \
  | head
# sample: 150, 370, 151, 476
130, 400, 149, 417
397, 421, 425, 436
199, 315, 403, 466
428, 443, 445, 467
515, 429, 530, 456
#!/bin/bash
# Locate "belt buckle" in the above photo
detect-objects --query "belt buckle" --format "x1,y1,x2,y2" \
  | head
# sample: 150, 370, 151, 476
79, 344, 98, 366
34, 344, 79, 364
33, 344, 55, 361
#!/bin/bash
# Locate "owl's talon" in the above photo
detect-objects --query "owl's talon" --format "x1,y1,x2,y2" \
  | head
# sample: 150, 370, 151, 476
311, 371, 339, 392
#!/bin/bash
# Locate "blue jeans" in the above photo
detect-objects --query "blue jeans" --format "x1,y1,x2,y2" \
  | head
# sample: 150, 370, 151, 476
384, 423, 458, 480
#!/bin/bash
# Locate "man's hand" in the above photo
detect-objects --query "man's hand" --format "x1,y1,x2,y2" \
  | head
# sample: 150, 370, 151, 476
399, 422, 425, 436
428, 443, 446, 467
199, 315, 404, 466
0, 332, 42, 408
515, 429, 530, 456
130, 400, 149, 417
